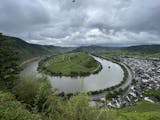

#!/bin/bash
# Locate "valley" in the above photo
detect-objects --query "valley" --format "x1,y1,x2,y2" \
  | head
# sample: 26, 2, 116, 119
1, 1, 160, 119
0, 34, 160, 120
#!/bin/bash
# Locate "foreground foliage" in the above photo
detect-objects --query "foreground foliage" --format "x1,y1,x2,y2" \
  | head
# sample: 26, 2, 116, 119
2, 74, 159, 120
0, 91, 42, 120
11, 75, 115, 120
0, 34, 20, 89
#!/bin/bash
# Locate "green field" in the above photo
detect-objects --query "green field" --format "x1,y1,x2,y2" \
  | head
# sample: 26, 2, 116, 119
38, 52, 101, 76
118, 101, 160, 112
113, 101, 160, 120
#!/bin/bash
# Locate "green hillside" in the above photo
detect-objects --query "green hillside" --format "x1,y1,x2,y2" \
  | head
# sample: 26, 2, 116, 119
0, 33, 75, 63
114, 101, 160, 120
38, 52, 102, 76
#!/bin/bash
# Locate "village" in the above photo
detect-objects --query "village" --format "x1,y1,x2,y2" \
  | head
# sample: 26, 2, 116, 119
94, 57, 160, 108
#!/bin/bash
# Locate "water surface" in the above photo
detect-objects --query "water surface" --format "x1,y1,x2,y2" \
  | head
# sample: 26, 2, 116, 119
20, 56, 124, 93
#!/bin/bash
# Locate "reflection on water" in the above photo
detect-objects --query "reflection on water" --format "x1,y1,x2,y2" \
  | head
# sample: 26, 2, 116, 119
20, 56, 124, 93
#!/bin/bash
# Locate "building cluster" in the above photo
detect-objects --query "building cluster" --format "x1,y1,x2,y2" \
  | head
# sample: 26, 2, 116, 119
122, 57, 160, 100
96, 57, 160, 108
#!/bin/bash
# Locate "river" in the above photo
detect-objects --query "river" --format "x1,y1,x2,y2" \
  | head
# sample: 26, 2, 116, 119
20, 56, 124, 93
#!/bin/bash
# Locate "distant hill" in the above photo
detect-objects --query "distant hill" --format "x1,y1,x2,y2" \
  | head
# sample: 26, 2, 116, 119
1, 33, 160, 61
74, 45, 160, 58
75, 45, 160, 53
74, 45, 116, 53
122, 45, 160, 54
0, 34, 75, 62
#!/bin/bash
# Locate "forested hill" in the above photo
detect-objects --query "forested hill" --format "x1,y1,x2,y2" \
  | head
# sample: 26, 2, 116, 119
0, 33, 75, 62
122, 45, 160, 54
76, 45, 160, 53
1, 33, 159, 62
75, 45, 160, 57
75, 45, 116, 53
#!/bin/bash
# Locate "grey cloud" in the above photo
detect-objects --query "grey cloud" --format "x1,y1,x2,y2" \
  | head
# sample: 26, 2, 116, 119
0, 0, 50, 33
0, 0, 160, 46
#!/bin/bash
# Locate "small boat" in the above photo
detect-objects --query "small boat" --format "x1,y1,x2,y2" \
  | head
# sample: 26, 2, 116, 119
108, 66, 111, 69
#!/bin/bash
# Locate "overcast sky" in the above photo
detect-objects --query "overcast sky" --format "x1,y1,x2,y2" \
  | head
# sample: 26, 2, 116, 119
0, 0, 160, 47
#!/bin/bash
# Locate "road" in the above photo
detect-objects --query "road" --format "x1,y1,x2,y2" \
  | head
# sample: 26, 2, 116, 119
90, 62, 133, 101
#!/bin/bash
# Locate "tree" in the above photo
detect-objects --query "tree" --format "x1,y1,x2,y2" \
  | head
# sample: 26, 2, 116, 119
0, 34, 20, 89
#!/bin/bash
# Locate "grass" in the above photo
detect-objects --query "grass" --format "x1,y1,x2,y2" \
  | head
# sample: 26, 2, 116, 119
38, 52, 101, 76
144, 89, 160, 100
113, 101, 160, 120
118, 101, 160, 113
116, 112, 160, 120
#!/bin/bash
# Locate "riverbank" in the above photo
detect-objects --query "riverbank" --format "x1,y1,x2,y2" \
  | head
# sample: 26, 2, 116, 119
20, 54, 124, 93
37, 52, 102, 77
20, 57, 41, 67
89, 54, 131, 97
60, 54, 131, 98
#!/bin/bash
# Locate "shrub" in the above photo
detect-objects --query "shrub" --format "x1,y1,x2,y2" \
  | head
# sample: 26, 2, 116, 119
0, 91, 42, 120
12, 75, 40, 107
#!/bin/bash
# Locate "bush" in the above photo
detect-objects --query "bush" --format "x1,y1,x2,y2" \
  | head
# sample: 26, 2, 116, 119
12, 75, 57, 114
49, 93, 115, 120
12, 75, 40, 107
0, 91, 42, 120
